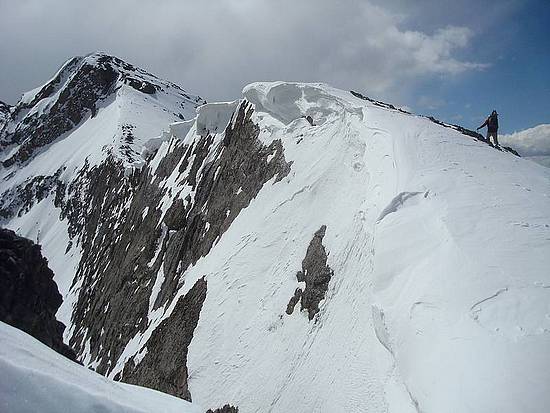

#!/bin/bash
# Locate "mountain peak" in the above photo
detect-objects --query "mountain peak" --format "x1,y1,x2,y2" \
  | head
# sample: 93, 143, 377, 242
0, 53, 204, 167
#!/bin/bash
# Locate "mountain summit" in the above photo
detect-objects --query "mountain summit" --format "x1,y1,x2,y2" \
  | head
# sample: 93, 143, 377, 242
1, 58, 549, 413
0, 52, 204, 166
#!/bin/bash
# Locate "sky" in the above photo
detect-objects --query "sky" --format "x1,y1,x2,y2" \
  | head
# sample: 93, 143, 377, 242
0, 0, 548, 134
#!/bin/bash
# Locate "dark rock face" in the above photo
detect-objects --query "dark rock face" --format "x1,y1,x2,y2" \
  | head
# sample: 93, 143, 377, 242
0, 228, 76, 360
0, 52, 205, 167
206, 405, 239, 413
49, 99, 291, 399
287, 225, 333, 320
0, 169, 63, 222
2, 56, 118, 166
121, 277, 207, 400
0, 100, 11, 131
350, 90, 411, 114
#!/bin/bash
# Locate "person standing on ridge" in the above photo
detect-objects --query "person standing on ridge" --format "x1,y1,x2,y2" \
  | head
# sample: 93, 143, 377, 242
477, 110, 499, 147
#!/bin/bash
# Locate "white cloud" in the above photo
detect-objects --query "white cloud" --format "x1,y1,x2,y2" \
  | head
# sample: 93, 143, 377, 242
500, 124, 550, 156
0, 0, 488, 104
500, 124, 550, 168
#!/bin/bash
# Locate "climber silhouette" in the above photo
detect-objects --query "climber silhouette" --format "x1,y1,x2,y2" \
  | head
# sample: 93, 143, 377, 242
477, 110, 499, 147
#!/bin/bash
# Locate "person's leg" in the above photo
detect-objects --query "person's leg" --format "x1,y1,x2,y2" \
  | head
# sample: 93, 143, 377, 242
486, 131, 493, 145
493, 131, 499, 146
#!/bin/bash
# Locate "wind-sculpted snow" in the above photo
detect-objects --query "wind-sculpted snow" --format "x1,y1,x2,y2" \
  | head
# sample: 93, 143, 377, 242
0, 322, 202, 413
2, 73, 550, 413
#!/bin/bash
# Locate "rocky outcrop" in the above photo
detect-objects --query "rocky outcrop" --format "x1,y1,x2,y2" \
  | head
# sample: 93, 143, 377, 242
206, 405, 239, 413
121, 277, 207, 400
0, 100, 11, 131
3, 56, 118, 166
286, 225, 333, 320
350, 90, 520, 157
0, 169, 63, 222
0, 228, 75, 360
53, 99, 291, 400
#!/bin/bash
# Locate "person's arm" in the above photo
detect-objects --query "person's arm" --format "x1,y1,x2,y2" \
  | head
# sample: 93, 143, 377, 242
477, 118, 488, 130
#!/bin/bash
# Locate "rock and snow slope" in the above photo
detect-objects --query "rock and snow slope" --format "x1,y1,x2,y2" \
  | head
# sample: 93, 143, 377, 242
0, 322, 201, 413
0, 100, 10, 130
1, 63, 549, 412
0, 52, 204, 325
178, 82, 550, 412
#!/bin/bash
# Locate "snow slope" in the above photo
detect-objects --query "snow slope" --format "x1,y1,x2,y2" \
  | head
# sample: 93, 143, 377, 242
0, 322, 202, 413
3, 75, 549, 412
501, 124, 550, 167
94, 82, 550, 412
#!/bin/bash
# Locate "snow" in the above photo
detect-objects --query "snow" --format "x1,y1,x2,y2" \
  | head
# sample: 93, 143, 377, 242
173, 82, 548, 412
195, 101, 239, 136
3, 74, 550, 412
0, 322, 202, 413
18, 56, 78, 108
0, 53, 204, 327
169, 119, 196, 140
98, 82, 550, 412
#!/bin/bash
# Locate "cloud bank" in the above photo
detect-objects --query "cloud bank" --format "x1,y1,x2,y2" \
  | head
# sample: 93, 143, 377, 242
501, 124, 550, 168
0, 0, 487, 104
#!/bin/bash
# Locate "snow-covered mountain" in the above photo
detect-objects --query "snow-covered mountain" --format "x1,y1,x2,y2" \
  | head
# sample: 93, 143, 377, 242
1, 56, 549, 413
501, 124, 550, 167
0, 52, 204, 329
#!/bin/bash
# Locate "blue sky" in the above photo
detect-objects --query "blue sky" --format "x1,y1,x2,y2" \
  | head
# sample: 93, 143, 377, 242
0, 0, 548, 134
409, 0, 550, 133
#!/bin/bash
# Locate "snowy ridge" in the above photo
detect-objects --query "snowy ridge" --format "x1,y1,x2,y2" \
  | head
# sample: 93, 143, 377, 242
2, 73, 549, 412
182, 82, 549, 412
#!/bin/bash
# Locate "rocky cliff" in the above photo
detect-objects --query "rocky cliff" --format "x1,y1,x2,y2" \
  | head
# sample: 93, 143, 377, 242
0, 228, 75, 360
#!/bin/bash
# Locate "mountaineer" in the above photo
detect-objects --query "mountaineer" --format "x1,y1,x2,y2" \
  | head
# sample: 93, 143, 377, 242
477, 110, 499, 147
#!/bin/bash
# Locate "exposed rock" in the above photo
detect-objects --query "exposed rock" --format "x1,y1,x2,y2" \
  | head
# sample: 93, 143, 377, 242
122, 277, 207, 400
54, 99, 291, 401
0, 100, 11, 130
350, 90, 410, 114
206, 405, 239, 413
286, 287, 303, 315
2, 56, 118, 166
0, 228, 76, 360
287, 225, 333, 320
0, 169, 63, 222
164, 198, 187, 230
0, 52, 205, 167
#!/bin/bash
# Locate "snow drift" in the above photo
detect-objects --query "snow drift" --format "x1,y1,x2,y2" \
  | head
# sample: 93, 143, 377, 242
0, 322, 201, 413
